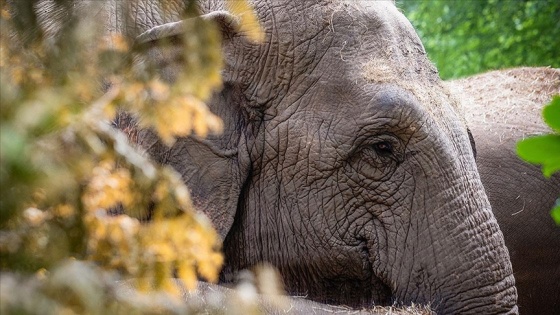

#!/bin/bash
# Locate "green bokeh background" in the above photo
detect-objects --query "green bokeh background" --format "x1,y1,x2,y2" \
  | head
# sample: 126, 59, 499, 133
397, 0, 560, 79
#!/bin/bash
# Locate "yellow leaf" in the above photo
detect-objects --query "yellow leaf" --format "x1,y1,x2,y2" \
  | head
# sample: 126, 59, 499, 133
35, 268, 48, 280
197, 252, 223, 282
1, 8, 11, 20
83, 160, 135, 212
193, 108, 209, 137
53, 204, 76, 219
163, 279, 181, 297
106, 34, 129, 52
149, 79, 170, 101
226, 0, 265, 42
23, 207, 49, 227
177, 261, 197, 291
136, 277, 150, 293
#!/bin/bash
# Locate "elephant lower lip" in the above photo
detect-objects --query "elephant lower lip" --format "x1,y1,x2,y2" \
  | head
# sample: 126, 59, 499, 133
357, 237, 393, 306
369, 276, 393, 306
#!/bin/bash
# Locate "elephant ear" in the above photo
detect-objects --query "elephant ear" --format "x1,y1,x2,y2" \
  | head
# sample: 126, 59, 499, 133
134, 10, 243, 83
135, 11, 241, 44
130, 11, 256, 240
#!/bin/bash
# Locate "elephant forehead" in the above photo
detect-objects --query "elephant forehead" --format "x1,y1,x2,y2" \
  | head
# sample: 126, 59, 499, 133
320, 2, 460, 119
362, 61, 461, 122
320, 2, 424, 59
283, 1, 452, 114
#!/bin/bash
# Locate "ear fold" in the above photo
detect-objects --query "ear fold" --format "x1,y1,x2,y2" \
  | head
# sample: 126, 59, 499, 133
134, 93, 251, 241
130, 12, 254, 240
133, 10, 242, 83
135, 11, 240, 45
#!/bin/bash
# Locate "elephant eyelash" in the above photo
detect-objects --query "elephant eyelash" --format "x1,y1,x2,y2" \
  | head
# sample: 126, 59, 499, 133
353, 135, 404, 169
372, 141, 393, 155
369, 135, 407, 166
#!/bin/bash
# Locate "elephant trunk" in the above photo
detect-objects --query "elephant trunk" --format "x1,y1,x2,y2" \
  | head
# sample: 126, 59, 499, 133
376, 144, 518, 314
426, 206, 518, 314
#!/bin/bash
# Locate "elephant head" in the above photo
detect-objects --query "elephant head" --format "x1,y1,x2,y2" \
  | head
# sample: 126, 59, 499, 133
109, 1, 518, 313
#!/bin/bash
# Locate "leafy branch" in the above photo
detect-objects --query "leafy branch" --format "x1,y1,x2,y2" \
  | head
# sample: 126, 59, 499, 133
0, 0, 267, 313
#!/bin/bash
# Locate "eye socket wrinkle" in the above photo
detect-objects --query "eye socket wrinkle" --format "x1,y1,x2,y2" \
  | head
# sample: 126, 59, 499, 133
356, 134, 404, 169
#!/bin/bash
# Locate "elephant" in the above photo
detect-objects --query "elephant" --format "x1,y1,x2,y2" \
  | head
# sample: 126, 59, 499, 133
447, 67, 560, 315
101, 0, 520, 313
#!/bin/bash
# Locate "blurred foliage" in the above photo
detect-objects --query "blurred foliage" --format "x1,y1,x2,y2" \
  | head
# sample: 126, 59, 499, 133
397, 0, 560, 79
0, 0, 267, 313
517, 96, 560, 224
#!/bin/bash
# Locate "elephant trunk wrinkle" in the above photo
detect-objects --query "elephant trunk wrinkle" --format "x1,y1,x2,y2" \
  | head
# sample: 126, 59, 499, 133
437, 275, 518, 315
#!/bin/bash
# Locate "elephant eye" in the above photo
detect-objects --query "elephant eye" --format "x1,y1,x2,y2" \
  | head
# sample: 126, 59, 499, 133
372, 141, 393, 155
346, 135, 403, 182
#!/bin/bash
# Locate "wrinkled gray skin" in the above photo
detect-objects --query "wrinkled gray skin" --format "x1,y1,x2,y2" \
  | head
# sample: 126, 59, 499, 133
448, 67, 560, 315
102, 0, 519, 313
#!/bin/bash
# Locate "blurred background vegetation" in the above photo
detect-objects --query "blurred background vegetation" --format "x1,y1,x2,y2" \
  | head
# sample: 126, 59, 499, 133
397, 0, 560, 79
0, 0, 270, 313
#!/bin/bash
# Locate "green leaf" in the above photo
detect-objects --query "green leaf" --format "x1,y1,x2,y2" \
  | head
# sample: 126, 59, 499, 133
516, 134, 560, 177
551, 198, 560, 226
543, 95, 560, 132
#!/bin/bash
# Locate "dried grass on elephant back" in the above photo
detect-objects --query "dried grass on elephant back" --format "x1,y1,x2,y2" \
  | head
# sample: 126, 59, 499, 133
448, 67, 560, 136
